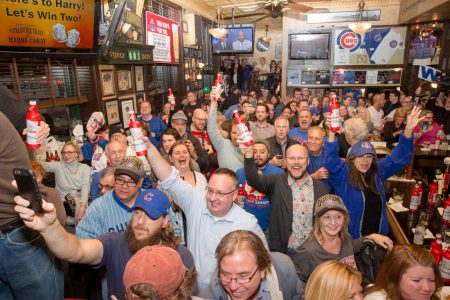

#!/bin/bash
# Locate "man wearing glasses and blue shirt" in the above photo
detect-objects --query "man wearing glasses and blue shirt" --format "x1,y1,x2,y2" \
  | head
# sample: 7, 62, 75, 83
76, 156, 145, 239
143, 135, 267, 291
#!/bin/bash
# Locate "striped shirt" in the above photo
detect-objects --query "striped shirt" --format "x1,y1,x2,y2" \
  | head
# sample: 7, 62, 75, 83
76, 191, 134, 239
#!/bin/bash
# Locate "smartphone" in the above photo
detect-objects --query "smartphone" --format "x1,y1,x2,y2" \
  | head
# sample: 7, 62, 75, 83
13, 168, 43, 213
422, 122, 429, 131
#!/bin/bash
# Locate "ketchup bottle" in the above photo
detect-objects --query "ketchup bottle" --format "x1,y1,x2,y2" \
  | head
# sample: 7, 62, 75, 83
212, 73, 224, 101
233, 110, 254, 147
431, 234, 443, 265
26, 100, 41, 149
330, 96, 340, 132
168, 88, 175, 109
128, 111, 147, 156
428, 180, 438, 207
410, 185, 421, 213
440, 248, 450, 284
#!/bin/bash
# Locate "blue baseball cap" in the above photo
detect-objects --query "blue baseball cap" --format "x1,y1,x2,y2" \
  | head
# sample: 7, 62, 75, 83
348, 140, 376, 157
133, 189, 170, 219
322, 105, 330, 113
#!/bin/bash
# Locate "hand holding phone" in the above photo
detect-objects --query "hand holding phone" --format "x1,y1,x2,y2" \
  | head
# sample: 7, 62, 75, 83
13, 168, 43, 213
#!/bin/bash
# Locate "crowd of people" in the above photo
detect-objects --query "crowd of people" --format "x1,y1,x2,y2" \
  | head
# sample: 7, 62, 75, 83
2, 81, 450, 299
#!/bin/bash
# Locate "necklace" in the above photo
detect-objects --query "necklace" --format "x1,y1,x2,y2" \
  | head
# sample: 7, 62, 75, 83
66, 162, 80, 175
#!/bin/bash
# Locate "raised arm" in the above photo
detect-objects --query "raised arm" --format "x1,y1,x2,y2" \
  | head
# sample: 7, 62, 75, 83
14, 195, 103, 265
207, 89, 225, 151
144, 137, 174, 182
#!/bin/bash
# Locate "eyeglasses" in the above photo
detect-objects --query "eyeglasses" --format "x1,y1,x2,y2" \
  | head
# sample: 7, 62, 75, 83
98, 183, 114, 191
115, 178, 137, 187
61, 151, 77, 155
219, 268, 259, 285
205, 187, 237, 198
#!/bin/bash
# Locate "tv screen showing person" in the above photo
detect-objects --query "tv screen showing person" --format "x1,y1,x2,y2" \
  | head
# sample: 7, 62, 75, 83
211, 27, 254, 54
232, 30, 252, 51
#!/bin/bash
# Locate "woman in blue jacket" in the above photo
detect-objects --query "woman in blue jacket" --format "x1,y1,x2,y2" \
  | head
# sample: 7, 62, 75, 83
324, 106, 423, 239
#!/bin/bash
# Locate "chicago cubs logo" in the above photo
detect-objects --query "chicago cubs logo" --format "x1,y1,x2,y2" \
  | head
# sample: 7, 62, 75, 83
143, 192, 154, 201
337, 30, 361, 52
361, 141, 372, 149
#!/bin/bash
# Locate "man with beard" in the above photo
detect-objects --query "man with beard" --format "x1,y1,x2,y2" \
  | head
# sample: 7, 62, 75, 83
240, 141, 327, 256
14, 188, 195, 300
288, 109, 312, 145
236, 141, 284, 237
77, 156, 145, 239
249, 103, 275, 141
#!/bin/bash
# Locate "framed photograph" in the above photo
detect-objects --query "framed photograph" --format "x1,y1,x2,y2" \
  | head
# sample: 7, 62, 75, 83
120, 98, 135, 128
105, 100, 120, 125
136, 93, 145, 107
182, 20, 188, 33
275, 43, 282, 59
134, 66, 144, 91
183, 47, 189, 57
100, 70, 116, 97
116, 68, 133, 94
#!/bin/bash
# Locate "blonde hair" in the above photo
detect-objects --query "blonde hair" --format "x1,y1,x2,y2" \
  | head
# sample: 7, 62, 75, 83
62, 141, 83, 162
344, 118, 369, 141
311, 209, 351, 244
216, 230, 272, 274
305, 260, 362, 300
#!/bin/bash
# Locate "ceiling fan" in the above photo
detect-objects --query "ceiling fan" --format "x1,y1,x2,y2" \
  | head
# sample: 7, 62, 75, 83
222, 0, 325, 22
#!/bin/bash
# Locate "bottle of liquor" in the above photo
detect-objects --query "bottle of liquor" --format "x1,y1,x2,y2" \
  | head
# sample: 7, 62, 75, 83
26, 100, 41, 149
233, 110, 254, 147
428, 180, 438, 208
431, 233, 443, 265
212, 73, 224, 101
128, 111, 147, 156
168, 88, 175, 109
413, 221, 425, 246
330, 96, 340, 132
440, 248, 450, 284
54, 150, 60, 161
410, 185, 421, 213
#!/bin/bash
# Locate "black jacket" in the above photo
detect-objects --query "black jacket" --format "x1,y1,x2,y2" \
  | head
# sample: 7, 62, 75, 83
244, 157, 328, 253
266, 136, 299, 159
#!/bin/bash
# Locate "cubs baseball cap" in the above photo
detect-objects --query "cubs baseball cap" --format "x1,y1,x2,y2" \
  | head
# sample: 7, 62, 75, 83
314, 194, 348, 217
115, 156, 145, 183
133, 189, 170, 219
348, 140, 377, 158
123, 245, 187, 299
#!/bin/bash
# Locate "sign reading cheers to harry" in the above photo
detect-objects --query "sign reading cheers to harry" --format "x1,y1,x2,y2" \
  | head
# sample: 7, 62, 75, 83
0, 0, 95, 48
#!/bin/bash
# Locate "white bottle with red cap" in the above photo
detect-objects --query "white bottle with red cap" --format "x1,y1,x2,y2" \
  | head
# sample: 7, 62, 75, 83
128, 111, 147, 156
233, 110, 254, 147
168, 88, 175, 108
26, 100, 41, 149
212, 73, 224, 101
330, 96, 340, 132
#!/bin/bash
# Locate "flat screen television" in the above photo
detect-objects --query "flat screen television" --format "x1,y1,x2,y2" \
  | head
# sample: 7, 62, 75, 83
289, 33, 330, 60
211, 26, 254, 55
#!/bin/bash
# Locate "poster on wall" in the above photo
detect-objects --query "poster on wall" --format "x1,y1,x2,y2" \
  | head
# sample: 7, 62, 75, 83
0, 0, 95, 48
145, 12, 179, 63
315, 70, 330, 85
334, 27, 407, 65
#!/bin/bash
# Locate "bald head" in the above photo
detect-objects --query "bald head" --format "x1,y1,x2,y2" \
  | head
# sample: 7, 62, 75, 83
192, 108, 207, 131
105, 140, 126, 167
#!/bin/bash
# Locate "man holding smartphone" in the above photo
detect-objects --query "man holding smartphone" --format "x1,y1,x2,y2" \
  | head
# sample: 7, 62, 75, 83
0, 86, 60, 299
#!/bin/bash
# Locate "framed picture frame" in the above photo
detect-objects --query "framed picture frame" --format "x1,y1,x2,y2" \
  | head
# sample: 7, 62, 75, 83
136, 93, 145, 107
183, 47, 189, 57
182, 20, 188, 33
105, 100, 120, 125
100, 70, 116, 97
275, 43, 282, 59
134, 66, 144, 92
116, 67, 134, 94
120, 98, 135, 128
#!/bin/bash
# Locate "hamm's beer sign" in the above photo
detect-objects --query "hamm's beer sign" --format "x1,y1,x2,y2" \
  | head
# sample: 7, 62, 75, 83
334, 27, 407, 65
0, 0, 95, 49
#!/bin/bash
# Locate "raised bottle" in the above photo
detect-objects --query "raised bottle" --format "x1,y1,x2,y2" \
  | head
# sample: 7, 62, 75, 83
330, 96, 340, 132
233, 110, 254, 147
26, 100, 41, 149
129, 111, 147, 156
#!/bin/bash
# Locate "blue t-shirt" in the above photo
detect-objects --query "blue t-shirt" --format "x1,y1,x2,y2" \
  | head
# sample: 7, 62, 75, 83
288, 127, 308, 145
97, 232, 195, 300
138, 115, 167, 148
307, 152, 332, 192
236, 163, 284, 230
